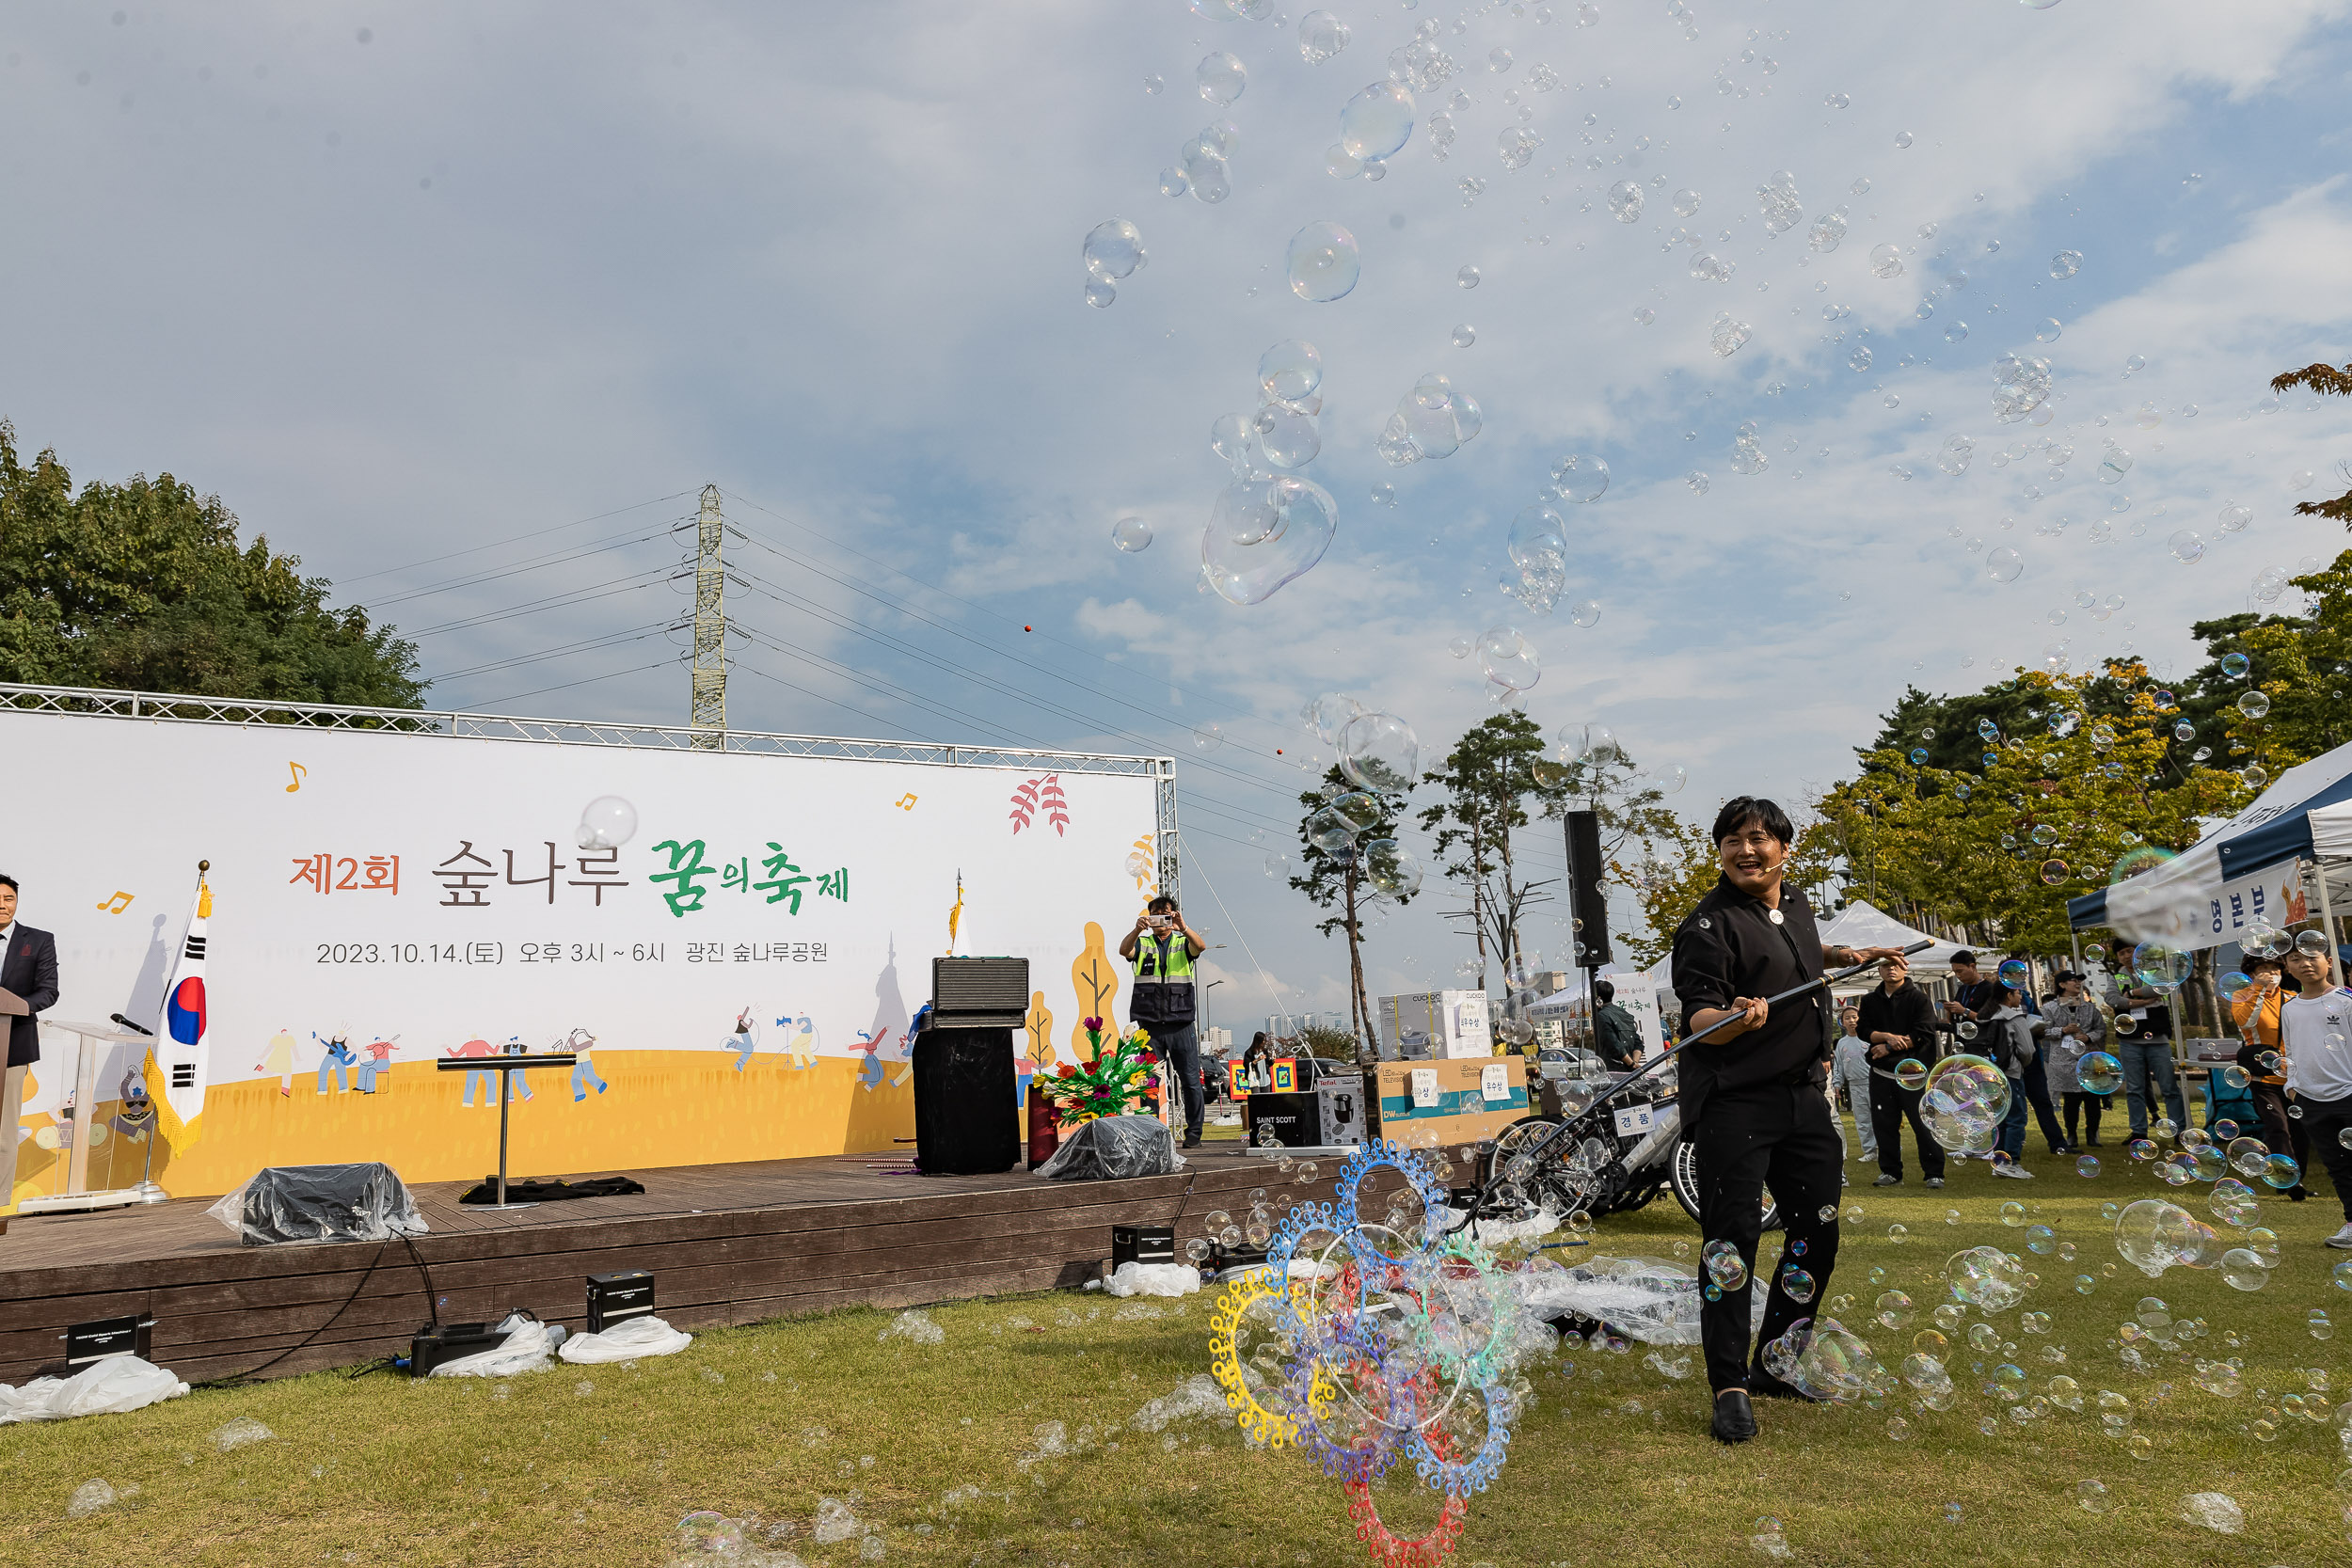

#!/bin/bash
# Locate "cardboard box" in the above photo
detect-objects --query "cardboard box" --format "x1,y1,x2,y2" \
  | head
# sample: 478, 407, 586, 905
1376, 991, 1492, 1060
1366, 1056, 1530, 1146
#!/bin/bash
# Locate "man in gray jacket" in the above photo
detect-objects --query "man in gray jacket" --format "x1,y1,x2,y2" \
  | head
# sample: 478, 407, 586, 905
2101, 938, 2186, 1137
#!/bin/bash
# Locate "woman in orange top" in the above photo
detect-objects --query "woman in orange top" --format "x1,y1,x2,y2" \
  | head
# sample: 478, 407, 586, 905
2230, 956, 2307, 1199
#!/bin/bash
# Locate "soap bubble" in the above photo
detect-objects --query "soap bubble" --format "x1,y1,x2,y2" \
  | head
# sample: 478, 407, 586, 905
2169, 530, 2205, 564
2237, 689, 2272, 720
1478, 624, 1541, 692
2050, 250, 2082, 279
1258, 340, 1324, 403
1702, 1238, 1748, 1291
1605, 180, 1645, 222
1285, 222, 1361, 302
1948, 1245, 2028, 1311
1196, 52, 1247, 105
1202, 476, 1338, 605
1112, 515, 1152, 553
1298, 9, 1351, 64
1867, 243, 1904, 279
1895, 1060, 1928, 1091
2075, 1480, 2110, 1513
2075, 1052, 2122, 1095
1340, 81, 1416, 161
1986, 547, 2024, 584
1554, 452, 1610, 503
2131, 943, 2190, 991
1251, 405, 1320, 469
2076, 1154, 2101, 1178
577, 796, 639, 850
1365, 840, 1422, 897
1082, 220, 1146, 284
1457, 264, 1480, 289
2115, 1197, 2214, 1278
1339, 711, 1422, 795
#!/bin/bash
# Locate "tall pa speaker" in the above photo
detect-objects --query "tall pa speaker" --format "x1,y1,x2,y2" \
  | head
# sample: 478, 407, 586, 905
1563, 809, 1613, 969
913, 1026, 1021, 1175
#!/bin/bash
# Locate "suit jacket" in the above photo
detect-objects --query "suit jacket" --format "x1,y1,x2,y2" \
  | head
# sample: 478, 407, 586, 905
1, 924, 60, 1068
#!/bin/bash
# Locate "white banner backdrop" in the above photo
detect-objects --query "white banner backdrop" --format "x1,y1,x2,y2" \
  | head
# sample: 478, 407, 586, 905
1, 708, 1162, 1195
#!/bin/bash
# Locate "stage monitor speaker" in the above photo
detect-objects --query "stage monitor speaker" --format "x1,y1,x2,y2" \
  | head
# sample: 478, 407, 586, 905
587, 1271, 656, 1333
913, 1025, 1021, 1175
930, 957, 1030, 1028
1112, 1224, 1175, 1267
63, 1314, 153, 1367
1563, 809, 1613, 968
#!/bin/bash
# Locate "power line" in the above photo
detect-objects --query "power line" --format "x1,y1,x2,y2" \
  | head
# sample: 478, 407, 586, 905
338, 492, 696, 587
472, 658, 681, 712
403, 566, 675, 638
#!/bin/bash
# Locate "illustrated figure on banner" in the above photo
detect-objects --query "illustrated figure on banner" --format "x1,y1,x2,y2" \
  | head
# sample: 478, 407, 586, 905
446, 1036, 500, 1107
312, 1030, 358, 1094
256, 1027, 298, 1097
771, 1014, 818, 1069
565, 1028, 607, 1100
726, 1007, 760, 1071
357, 1034, 401, 1093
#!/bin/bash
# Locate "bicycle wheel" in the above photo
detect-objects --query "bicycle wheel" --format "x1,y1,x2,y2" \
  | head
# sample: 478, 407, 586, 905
1669, 1136, 1782, 1231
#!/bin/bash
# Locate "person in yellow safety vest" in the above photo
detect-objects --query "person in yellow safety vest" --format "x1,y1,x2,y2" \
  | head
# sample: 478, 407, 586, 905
1119, 895, 1208, 1148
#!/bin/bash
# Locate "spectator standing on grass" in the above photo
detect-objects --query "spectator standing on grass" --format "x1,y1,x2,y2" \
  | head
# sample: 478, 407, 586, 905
2231, 956, 2306, 1199
1859, 952, 1945, 1188
2103, 935, 2187, 1137
2278, 942, 2352, 1248
1592, 979, 1642, 1072
1987, 984, 2043, 1179
2042, 972, 2107, 1148
1939, 950, 2001, 1057
1831, 1006, 1876, 1164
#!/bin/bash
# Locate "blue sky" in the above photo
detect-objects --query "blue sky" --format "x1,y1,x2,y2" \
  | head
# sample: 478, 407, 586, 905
7, 0, 2352, 1030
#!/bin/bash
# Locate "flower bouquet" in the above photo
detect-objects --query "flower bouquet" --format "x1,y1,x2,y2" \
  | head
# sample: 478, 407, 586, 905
1041, 1017, 1161, 1125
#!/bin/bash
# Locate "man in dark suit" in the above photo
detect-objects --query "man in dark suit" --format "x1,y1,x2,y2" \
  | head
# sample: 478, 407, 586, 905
0, 873, 63, 1225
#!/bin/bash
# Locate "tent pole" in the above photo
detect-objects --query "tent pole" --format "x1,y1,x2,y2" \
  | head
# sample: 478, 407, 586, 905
2312, 856, 2339, 976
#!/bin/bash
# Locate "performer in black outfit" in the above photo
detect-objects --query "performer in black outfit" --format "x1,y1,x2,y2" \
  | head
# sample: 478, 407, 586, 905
1670, 799, 1898, 1445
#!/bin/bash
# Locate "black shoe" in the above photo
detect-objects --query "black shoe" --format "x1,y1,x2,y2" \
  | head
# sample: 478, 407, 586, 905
1181, 1135, 1202, 1148
1924, 1176, 1946, 1189
1872, 1173, 1901, 1186
1747, 1369, 1826, 1404
1711, 1388, 1758, 1444
2289, 1186, 2308, 1202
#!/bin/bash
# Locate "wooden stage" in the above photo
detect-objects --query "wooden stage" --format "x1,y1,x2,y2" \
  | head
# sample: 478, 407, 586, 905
0, 1143, 1313, 1386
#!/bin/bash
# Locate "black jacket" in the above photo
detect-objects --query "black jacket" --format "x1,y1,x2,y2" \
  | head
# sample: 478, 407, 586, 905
1670, 877, 1831, 1131
1856, 981, 1939, 1075
1, 923, 60, 1068
1594, 1003, 1642, 1069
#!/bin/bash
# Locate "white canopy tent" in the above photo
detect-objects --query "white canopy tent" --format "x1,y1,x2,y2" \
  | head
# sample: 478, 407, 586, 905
2070, 735, 2352, 951
1819, 898, 1967, 981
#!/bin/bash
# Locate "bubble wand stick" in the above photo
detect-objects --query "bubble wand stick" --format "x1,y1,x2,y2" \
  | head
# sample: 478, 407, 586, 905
1449, 937, 1934, 1231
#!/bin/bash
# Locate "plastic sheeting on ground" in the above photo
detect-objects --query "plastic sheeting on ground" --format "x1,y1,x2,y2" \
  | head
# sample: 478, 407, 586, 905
1100, 1261, 1203, 1298
427, 1312, 565, 1377
557, 1314, 692, 1363
0, 1355, 188, 1424
206, 1163, 428, 1245
1032, 1115, 1183, 1181
1514, 1254, 1769, 1344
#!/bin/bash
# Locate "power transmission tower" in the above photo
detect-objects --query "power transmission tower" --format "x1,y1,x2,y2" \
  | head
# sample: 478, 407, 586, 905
690, 483, 727, 749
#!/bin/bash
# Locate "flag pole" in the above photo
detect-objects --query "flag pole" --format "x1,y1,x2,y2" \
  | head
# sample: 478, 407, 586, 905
132, 860, 209, 1205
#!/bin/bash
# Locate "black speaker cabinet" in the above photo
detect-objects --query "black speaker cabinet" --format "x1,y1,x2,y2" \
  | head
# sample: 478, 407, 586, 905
913, 1025, 1021, 1175
1113, 1224, 1175, 1266
1564, 809, 1613, 968
930, 957, 1030, 1028
587, 1271, 656, 1332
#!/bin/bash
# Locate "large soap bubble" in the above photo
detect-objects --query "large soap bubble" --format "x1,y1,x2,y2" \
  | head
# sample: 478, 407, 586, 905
2075, 1051, 2122, 1095
2132, 942, 2191, 991
1252, 404, 1321, 468
1920, 1054, 2010, 1150
1947, 1246, 2027, 1312
1286, 221, 1362, 302
1992, 355, 2054, 423
1365, 839, 1422, 897
1258, 340, 1325, 402
1477, 625, 1540, 692
1196, 51, 1247, 105
1339, 81, 1416, 161
1339, 712, 1422, 795
1305, 692, 1365, 746
1201, 476, 1338, 605
2115, 1198, 2213, 1278
1298, 9, 1350, 64
1082, 219, 1146, 280
577, 796, 639, 850
1553, 452, 1609, 504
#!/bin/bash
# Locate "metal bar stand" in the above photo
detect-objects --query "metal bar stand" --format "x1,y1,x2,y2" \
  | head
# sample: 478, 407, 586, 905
437, 1053, 576, 1210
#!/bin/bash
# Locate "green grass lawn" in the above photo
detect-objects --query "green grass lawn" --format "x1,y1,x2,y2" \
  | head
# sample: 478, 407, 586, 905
8, 1118, 2350, 1568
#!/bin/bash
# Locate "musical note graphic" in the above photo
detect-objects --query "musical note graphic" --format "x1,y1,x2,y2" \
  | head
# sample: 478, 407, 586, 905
95, 891, 134, 914
286, 762, 307, 793
895, 794, 918, 811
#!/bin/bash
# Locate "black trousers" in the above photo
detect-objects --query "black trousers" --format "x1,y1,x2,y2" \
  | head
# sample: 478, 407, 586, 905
2060, 1091, 2104, 1147
1144, 1022, 1204, 1140
1692, 1081, 1844, 1393
2295, 1093, 2352, 1223
1868, 1073, 1947, 1180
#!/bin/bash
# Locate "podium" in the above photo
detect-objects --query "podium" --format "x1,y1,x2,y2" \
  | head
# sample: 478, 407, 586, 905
15, 1020, 164, 1216
437, 1053, 577, 1209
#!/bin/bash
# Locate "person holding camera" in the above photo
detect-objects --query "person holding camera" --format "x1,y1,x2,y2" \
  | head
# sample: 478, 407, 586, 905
1120, 895, 1208, 1148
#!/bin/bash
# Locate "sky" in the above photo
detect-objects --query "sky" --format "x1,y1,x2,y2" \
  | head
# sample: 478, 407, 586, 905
6, 0, 2352, 1037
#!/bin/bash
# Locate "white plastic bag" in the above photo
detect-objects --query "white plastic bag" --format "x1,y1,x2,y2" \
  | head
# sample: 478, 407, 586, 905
1033, 1115, 1183, 1180
426, 1312, 561, 1378
558, 1314, 693, 1363
1102, 1261, 1201, 1299
0, 1355, 188, 1424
